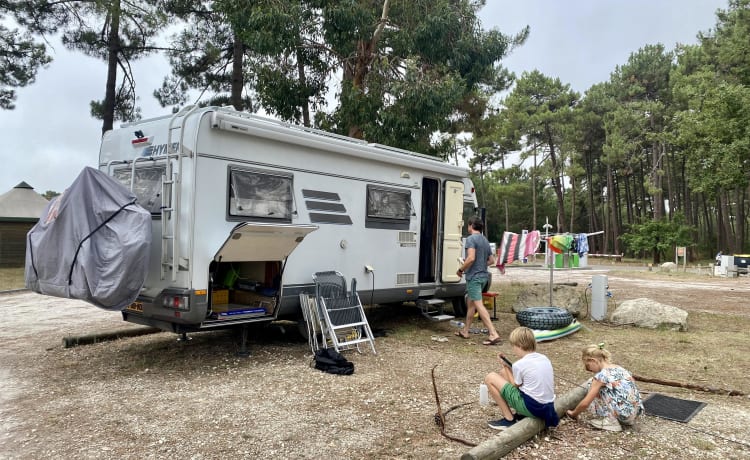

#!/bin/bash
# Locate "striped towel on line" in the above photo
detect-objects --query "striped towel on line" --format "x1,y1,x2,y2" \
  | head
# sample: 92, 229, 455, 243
497, 230, 541, 266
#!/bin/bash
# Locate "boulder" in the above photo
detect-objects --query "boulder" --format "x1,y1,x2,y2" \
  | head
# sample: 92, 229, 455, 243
512, 283, 584, 318
610, 298, 688, 331
660, 261, 677, 272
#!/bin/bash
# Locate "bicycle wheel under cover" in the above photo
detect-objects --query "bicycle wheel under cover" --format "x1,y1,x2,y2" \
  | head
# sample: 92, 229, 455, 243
516, 307, 574, 330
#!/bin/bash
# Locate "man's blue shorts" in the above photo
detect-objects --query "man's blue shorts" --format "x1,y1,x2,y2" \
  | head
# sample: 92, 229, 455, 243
466, 276, 488, 301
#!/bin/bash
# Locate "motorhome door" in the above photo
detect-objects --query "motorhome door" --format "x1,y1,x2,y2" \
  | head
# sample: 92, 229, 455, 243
441, 180, 464, 282
214, 222, 318, 262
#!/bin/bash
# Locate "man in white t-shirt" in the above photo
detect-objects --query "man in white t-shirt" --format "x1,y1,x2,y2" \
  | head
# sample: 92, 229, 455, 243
484, 326, 559, 430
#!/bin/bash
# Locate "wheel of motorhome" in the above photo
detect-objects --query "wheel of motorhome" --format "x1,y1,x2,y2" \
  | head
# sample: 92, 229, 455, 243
516, 307, 573, 330
452, 296, 467, 317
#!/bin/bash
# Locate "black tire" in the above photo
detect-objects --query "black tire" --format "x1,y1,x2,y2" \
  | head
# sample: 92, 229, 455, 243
516, 307, 573, 330
451, 296, 467, 318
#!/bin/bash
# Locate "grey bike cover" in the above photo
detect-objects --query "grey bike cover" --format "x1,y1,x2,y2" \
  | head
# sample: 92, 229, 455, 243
25, 167, 152, 311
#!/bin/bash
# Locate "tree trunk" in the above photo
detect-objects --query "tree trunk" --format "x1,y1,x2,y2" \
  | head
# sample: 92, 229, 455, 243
720, 192, 734, 253
633, 374, 745, 396
569, 177, 576, 232
297, 51, 310, 127
345, 0, 390, 139
652, 141, 664, 220
504, 198, 509, 233
608, 165, 620, 255
623, 174, 633, 224
544, 125, 566, 232
101, 0, 121, 135
532, 147, 537, 233
664, 143, 674, 220
735, 188, 745, 251
715, 193, 724, 252
230, 33, 244, 111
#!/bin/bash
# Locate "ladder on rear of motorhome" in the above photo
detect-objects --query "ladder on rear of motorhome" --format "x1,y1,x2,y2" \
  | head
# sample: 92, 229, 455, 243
160, 105, 199, 281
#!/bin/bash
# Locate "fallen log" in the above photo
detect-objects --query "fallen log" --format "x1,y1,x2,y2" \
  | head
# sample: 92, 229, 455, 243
62, 327, 161, 348
461, 385, 587, 460
633, 374, 746, 396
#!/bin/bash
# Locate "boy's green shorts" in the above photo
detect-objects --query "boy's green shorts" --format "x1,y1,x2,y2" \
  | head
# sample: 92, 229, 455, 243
501, 383, 533, 418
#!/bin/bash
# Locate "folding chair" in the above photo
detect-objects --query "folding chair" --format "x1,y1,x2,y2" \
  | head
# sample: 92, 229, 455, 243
299, 293, 324, 354
312, 271, 377, 354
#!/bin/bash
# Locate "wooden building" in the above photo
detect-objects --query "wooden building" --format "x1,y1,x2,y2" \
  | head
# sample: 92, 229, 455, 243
0, 182, 49, 267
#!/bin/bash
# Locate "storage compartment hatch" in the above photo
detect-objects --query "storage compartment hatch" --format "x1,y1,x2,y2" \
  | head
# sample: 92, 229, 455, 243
214, 222, 318, 262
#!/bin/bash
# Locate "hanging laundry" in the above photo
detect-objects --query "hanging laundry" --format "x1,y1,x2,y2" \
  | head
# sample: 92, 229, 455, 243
497, 230, 542, 267
547, 234, 574, 254
576, 233, 589, 256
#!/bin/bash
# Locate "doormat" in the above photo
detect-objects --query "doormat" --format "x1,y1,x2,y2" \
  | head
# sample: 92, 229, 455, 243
643, 393, 707, 423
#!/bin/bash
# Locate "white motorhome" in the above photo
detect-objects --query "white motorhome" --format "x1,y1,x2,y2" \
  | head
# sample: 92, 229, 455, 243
99, 106, 477, 337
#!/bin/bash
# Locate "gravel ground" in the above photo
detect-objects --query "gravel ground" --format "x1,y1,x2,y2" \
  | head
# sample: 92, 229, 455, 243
1, 265, 749, 459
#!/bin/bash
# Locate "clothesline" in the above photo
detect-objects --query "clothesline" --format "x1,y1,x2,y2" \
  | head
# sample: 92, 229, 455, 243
496, 229, 603, 269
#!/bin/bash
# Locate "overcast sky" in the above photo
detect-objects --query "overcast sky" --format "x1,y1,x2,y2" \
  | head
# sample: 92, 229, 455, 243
0, 0, 728, 195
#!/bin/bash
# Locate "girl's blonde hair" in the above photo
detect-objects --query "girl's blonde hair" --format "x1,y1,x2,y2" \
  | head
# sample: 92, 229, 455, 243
582, 343, 611, 362
509, 327, 536, 352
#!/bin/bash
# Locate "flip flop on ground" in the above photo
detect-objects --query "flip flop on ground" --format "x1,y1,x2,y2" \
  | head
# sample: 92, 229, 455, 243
454, 330, 470, 339
482, 337, 502, 346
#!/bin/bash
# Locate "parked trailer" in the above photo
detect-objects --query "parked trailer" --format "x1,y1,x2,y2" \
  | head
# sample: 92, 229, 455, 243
99, 106, 477, 337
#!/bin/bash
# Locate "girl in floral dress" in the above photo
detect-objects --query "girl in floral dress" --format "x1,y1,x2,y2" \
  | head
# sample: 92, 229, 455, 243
566, 343, 644, 432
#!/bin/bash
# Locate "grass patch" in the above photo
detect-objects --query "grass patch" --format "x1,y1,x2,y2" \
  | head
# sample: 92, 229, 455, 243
690, 438, 716, 451
0, 267, 25, 290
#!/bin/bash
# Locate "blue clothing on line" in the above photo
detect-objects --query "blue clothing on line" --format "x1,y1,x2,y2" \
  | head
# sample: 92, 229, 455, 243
576, 233, 589, 256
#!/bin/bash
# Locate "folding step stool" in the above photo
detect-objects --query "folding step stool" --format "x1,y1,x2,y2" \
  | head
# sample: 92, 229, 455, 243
313, 271, 376, 354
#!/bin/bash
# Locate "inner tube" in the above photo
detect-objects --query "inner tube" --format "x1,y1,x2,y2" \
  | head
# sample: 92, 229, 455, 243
533, 320, 582, 342
516, 307, 573, 330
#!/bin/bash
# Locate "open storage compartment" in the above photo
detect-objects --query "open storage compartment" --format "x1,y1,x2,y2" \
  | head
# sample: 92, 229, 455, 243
206, 222, 317, 322
209, 261, 280, 320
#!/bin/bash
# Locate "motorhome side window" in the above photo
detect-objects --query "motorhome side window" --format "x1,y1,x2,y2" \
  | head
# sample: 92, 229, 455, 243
365, 185, 411, 230
228, 168, 293, 222
112, 166, 165, 215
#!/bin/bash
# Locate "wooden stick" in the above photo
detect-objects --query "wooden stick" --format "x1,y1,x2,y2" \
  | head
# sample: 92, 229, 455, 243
633, 374, 746, 396
62, 327, 160, 348
431, 365, 477, 447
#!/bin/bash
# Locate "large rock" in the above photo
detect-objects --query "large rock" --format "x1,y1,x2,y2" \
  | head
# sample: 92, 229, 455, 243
512, 283, 584, 318
610, 298, 688, 331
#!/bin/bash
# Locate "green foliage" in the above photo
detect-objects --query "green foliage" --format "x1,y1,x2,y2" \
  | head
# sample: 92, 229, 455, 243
0, 23, 51, 109
471, 166, 556, 242
159, 0, 332, 123
160, 0, 527, 152
501, 70, 579, 231
42, 190, 59, 200
249, 1, 526, 153
14, 0, 169, 131
620, 213, 695, 263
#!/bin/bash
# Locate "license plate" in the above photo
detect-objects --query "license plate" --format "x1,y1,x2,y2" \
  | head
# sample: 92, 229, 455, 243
126, 301, 143, 312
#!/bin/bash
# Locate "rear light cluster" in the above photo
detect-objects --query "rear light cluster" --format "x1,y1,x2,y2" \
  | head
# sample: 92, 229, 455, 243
162, 295, 189, 311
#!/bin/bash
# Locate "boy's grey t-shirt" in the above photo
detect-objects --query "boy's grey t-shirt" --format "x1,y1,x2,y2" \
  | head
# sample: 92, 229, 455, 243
464, 233, 492, 280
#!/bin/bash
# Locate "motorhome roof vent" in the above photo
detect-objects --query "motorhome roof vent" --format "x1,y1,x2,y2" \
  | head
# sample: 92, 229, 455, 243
398, 231, 417, 247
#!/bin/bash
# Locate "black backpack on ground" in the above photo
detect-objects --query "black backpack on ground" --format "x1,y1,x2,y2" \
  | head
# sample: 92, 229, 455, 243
313, 348, 354, 375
